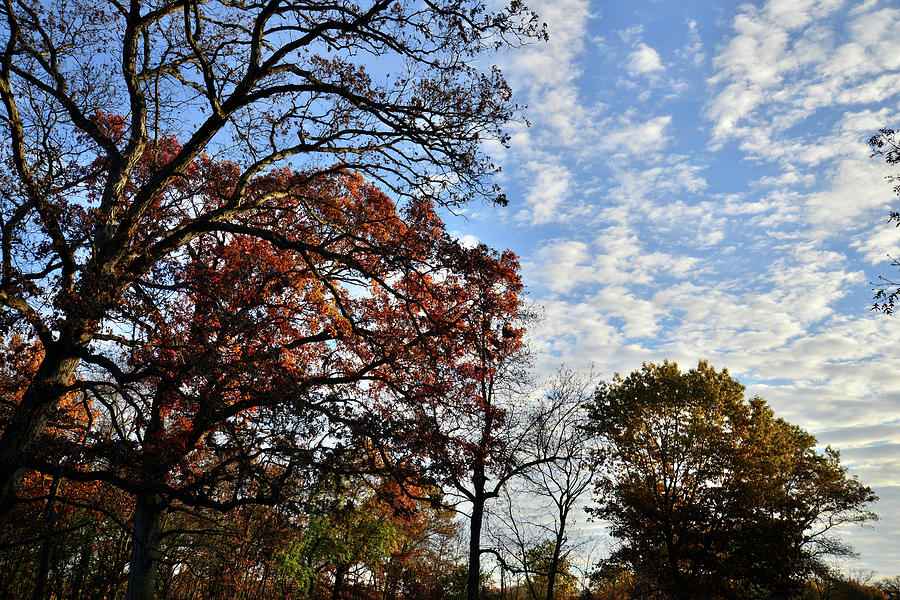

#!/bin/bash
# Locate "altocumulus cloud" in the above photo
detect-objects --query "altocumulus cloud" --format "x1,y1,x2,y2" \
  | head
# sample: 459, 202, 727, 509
465, 0, 900, 577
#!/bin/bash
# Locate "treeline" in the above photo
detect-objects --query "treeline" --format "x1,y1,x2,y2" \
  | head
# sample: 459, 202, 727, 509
585, 569, 900, 600
1, 458, 470, 600
0, 356, 885, 600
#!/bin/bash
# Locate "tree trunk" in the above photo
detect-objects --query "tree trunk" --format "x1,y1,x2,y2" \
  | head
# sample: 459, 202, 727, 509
0, 349, 81, 535
467, 480, 486, 600
544, 505, 570, 600
125, 492, 165, 600
71, 530, 94, 600
32, 470, 62, 600
544, 544, 560, 600
332, 564, 348, 600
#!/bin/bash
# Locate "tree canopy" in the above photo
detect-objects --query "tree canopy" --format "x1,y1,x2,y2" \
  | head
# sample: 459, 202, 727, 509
0, 0, 540, 595
585, 361, 877, 600
0, 0, 543, 525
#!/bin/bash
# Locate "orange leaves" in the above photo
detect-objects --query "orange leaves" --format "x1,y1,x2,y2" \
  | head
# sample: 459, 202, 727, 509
0, 336, 92, 444
0, 335, 42, 407
51, 122, 526, 520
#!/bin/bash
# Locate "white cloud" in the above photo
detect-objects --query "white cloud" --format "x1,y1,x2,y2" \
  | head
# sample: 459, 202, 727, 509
764, 0, 838, 30
804, 156, 894, 233
529, 223, 702, 297
530, 240, 592, 294
627, 43, 664, 75
456, 234, 479, 249
676, 20, 705, 67
852, 222, 900, 264
495, 0, 605, 225
603, 115, 672, 157
509, 0, 596, 147
708, 1, 900, 147
515, 161, 573, 225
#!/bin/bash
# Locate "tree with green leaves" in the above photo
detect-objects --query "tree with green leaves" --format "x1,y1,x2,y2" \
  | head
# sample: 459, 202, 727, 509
585, 361, 877, 600
520, 539, 579, 600
280, 480, 404, 599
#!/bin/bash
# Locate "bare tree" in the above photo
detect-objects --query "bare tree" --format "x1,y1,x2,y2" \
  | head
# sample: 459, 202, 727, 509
492, 369, 595, 600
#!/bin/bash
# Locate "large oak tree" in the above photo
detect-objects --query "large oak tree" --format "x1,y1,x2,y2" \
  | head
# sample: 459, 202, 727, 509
0, 0, 543, 538
0, 1, 542, 597
3, 141, 524, 600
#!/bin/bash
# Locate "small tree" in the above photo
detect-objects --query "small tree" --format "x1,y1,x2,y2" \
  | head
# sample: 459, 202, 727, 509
585, 361, 877, 600
520, 539, 578, 600
494, 369, 595, 600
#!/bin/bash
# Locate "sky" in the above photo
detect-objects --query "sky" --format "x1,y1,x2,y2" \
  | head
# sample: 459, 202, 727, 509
454, 0, 900, 579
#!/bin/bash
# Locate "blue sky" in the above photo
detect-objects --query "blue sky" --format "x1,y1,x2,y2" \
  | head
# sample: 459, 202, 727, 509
456, 0, 900, 577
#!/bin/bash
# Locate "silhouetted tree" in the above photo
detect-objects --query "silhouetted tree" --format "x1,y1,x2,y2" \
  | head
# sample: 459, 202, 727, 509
876, 576, 900, 600
494, 369, 594, 600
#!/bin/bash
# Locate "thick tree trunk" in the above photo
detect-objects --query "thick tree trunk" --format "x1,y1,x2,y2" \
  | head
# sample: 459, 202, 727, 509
331, 564, 348, 600
125, 492, 165, 600
665, 531, 690, 600
0, 349, 80, 535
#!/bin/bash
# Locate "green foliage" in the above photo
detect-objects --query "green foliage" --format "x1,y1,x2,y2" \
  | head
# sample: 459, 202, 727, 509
523, 539, 579, 600
279, 485, 403, 593
434, 565, 470, 600
586, 360, 878, 600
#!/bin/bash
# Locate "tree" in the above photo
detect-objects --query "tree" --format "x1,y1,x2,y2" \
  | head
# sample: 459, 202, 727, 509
397, 311, 605, 600
520, 539, 578, 600
585, 361, 877, 600
796, 568, 889, 600
0, 336, 136, 600
494, 369, 594, 600
876, 576, 900, 600
280, 473, 410, 599
587, 562, 636, 600
8, 156, 525, 600
412, 280, 533, 600
0, 0, 544, 537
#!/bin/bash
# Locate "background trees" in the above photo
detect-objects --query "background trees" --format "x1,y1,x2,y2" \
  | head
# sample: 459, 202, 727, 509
585, 361, 877, 600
